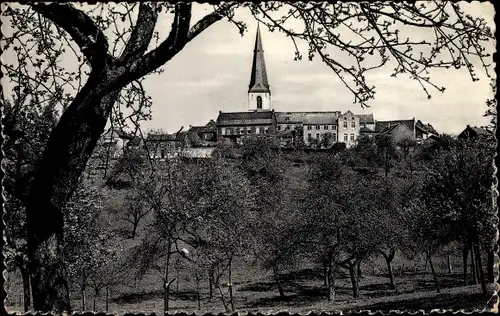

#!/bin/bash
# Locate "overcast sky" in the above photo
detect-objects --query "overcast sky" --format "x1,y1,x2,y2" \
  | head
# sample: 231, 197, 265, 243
141, 2, 496, 135
1, 2, 495, 136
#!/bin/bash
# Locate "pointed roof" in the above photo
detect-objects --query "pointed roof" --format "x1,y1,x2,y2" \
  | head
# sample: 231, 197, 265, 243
248, 25, 270, 93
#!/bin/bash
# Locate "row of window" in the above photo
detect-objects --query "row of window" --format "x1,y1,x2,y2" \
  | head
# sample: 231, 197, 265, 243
302, 121, 357, 130
306, 133, 356, 142
277, 125, 299, 131
221, 127, 269, 136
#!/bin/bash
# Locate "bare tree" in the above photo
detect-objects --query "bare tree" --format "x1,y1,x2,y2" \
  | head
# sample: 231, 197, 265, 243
2, 2, 493, 311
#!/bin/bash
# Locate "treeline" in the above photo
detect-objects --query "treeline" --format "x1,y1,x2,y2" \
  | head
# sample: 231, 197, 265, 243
4, 103, 496, 312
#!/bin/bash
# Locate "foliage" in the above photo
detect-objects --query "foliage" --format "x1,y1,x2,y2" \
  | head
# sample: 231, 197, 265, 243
63, 178, 122, 298
419, 138, 496, 249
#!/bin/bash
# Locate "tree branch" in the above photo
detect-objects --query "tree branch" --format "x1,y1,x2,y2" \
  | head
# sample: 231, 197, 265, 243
116, 3, 158, 65
30, 3, 110, 70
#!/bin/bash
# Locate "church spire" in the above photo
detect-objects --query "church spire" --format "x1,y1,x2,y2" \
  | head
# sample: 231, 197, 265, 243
248, 24, 270, 93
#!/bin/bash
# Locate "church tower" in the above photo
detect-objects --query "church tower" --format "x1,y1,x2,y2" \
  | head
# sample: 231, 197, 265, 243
248, 25, 271, 112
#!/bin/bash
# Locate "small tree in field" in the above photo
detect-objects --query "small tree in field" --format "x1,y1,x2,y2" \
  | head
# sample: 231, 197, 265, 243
63, 178, 122, 311
195, 158, 257, 312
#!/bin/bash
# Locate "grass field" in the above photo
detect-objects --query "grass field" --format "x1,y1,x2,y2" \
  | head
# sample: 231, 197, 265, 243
4, 157, 496, 314
5, 262, 496, 314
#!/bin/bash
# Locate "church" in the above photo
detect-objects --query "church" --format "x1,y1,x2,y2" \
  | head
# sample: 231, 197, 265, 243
135, 26, 438, 159
215, 25, 377, 149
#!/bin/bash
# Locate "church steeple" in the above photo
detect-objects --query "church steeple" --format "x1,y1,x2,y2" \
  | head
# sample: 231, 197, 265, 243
248, 24, 271, 111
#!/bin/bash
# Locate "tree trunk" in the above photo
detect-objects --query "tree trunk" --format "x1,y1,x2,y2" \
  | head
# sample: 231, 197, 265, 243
26, 87, 120, 313
27, 232, 71, 313
93, 295, 96, 312
228, 259, 235, 312
105, 287, 109, 312
215, 282, 229, 312
427, 252, 440, 293
163, 246, 172, 313
471, 245, 478, 284
20, 266, 31, 312
473, 242, 488, 300
327, 254, 335, 302
208, 269, 214, 301
349, 262, 360, 299
463, 245, 469, 286
357, 260, 363, 279
273, 266, 285, 298
384, 249, 396, 290
323, 262, 328, 286
447, 254, 453, 274
487, 251, 494, 283
386, 258, 396, 290
81, 285, 86, 311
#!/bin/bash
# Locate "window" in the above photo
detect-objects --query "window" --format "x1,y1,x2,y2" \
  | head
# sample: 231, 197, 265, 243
344, 133, 348, 142
240, 128, 245, 134
277, 125, 282, 131
286, 125, 291, 130
351, 121, 356, 128
265, 128, 269, 134
316, 133, 320, 139
247, 128, 252, 134
307, 133, 312, 140
256, 96, 262, 109
315, 125, 320, 130
307, 125, 312, 130
333, 125, 337, 130
343, 121, 348, 128
333, 133, 337, 141
350, 133, 355, 141
161, 149, 165, 159
324, 125, 329, 130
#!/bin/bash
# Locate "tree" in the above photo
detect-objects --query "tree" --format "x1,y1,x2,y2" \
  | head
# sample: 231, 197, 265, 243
302, 155, 381, 300
194, 157, 257, 311
370, 175, 422, 290
420, 137, 495, 298
2, 98, 58, 312
63, 178, 122, 312
2, 2, 493, 311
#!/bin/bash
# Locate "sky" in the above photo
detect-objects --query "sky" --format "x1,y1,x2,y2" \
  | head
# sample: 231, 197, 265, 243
1, 2, 496, 136
139, 2, 496, 135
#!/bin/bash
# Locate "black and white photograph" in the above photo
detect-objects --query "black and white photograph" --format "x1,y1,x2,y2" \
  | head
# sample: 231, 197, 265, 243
1, 1, 498, 314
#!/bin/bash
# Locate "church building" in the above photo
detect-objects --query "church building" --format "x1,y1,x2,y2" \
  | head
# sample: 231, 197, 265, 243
215, 25, 377, 148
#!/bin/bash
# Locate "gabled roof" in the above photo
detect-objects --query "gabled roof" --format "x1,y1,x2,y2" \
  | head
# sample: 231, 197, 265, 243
458, 125, 492, 138
375, 119, 415, 132
415, 120, 438, 135
303, 112, 340, 125
275, 112, 307, 124
217, 111, 275, 126
357, 114, 375, 124
359, 126, 377, 133
188, 124, 216, 134
248, 25, 270, 94
275, 111, 343, 124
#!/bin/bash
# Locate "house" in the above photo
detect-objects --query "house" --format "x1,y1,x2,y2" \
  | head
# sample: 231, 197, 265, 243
188, 120, 217, 141
302, 112, 341, 147
144, 132, 186, 159
216, 111, 276, 144
457, 125, 493, 140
